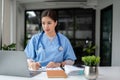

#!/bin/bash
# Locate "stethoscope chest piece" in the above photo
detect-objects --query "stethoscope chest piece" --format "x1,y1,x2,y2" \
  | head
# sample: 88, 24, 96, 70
59, 46, 63, 51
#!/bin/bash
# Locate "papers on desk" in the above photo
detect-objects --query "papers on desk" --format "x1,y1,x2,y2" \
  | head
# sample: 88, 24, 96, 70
29, 67, 46, 72
29, 67, 62, 72
64, 65, 84, 76
46, 67, 62, 70
29, 65, 84, 77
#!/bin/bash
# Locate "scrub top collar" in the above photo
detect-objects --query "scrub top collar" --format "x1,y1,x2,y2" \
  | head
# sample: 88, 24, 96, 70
37, 31, 63, 51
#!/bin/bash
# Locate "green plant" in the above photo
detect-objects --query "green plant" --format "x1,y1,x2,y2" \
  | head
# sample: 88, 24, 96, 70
82, 43, 100, 66
82, 55, 100, 66
2, 43, 16, 50
83, 43, 96, 54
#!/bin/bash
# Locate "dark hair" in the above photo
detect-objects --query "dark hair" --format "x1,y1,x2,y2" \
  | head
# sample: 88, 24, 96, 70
41, 9, 58, 32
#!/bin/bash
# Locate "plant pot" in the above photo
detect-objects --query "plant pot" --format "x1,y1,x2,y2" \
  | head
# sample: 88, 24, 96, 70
84, 66, 98, 80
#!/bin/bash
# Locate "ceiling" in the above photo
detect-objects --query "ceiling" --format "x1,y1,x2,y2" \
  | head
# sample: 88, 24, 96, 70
16, 0, 87, 3
16, 0, 97, 10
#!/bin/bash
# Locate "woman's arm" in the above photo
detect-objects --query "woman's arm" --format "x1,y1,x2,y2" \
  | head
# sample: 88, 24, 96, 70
61, 60, 74, 67
46, 62, 61, 68
46, 60, 75, 68
64, 60, 75, 65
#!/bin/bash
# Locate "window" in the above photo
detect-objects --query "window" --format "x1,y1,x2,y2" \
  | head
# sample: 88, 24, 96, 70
25, 11, 41, 45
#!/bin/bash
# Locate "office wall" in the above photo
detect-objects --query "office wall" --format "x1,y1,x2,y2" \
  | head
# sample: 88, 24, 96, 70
10, 0, 17, 44
0, 0, 19, 50
0, 0, 2, 48
96, 0, 120, 66
25, 2, 86, 9
16, 3, 25, 50
25, 2, 97, 10
1, 0, 16, 46
112, 0, 120, 66
2, 0, 11, 45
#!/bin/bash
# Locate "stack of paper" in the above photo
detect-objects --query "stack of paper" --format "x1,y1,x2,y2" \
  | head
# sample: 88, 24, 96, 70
64, 65, 84, 76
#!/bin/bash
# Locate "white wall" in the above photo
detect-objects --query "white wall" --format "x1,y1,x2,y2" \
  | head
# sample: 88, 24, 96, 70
1, 0, 17, 46
25, 2, 97, 10
2, 0, 11, 45
112, 0, 120, 66
16, 3, 25, 50
0, 0, 2, 48
10, 0, 17, 44
96, 0, 120, 66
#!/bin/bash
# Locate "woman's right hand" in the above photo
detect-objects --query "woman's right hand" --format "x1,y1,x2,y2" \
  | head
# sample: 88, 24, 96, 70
46, 62, 61, 68
27, 59, 40, 71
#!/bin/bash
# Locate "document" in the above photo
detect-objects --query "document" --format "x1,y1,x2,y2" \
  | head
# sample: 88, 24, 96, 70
29, 65, 84, 77
64, 65, 84, 76
29, 67, 62, 72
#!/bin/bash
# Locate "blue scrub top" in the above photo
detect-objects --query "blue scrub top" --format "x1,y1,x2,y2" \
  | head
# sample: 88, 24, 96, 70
24, 32, 76, 66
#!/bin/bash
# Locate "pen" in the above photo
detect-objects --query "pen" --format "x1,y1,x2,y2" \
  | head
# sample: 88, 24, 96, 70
60, 64, 65, 71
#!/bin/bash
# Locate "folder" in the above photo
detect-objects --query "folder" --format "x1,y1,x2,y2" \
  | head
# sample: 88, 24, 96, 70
46, 70, 67, 78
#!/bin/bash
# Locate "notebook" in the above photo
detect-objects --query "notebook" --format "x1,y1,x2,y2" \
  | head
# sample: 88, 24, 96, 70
0, 51, 40, 77
47, 70, 67, 78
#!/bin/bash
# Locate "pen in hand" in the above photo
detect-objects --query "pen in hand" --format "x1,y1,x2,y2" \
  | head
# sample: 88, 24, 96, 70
60, 64, 65, 71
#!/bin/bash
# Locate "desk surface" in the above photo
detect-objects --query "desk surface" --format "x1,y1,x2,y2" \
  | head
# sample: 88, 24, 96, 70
0, 67, 120, 80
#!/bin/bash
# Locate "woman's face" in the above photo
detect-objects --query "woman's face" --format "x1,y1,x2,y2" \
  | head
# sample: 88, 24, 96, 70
42, 16, 57, 34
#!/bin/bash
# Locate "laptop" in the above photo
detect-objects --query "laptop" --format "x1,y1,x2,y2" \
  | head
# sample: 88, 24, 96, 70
0, 51, 41, 77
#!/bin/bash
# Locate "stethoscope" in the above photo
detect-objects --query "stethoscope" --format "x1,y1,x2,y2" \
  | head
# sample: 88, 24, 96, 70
37, 31, 63, 52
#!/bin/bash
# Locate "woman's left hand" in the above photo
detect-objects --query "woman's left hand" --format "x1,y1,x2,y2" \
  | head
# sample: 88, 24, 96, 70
46, 62, 61, 68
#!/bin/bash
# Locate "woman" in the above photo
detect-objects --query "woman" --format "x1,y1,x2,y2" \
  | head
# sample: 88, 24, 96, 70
25, 9, 76, 70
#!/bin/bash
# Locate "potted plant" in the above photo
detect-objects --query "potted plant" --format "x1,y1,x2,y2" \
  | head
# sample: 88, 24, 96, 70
2, 43, 16, 50
82, 55, 100, 66
83, 43, 96, 55
82, 43, 100, 80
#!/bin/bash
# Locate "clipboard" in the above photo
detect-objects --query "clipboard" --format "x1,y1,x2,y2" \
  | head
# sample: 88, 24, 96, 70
46, 70, 67, 78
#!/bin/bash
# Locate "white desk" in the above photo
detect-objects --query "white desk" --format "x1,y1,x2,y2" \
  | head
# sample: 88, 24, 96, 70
0, 67, 120, 80
98, 67, 120, 80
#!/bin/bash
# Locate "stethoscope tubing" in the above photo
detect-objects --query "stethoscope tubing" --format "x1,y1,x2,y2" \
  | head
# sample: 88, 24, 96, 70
37, 31, 63, 51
